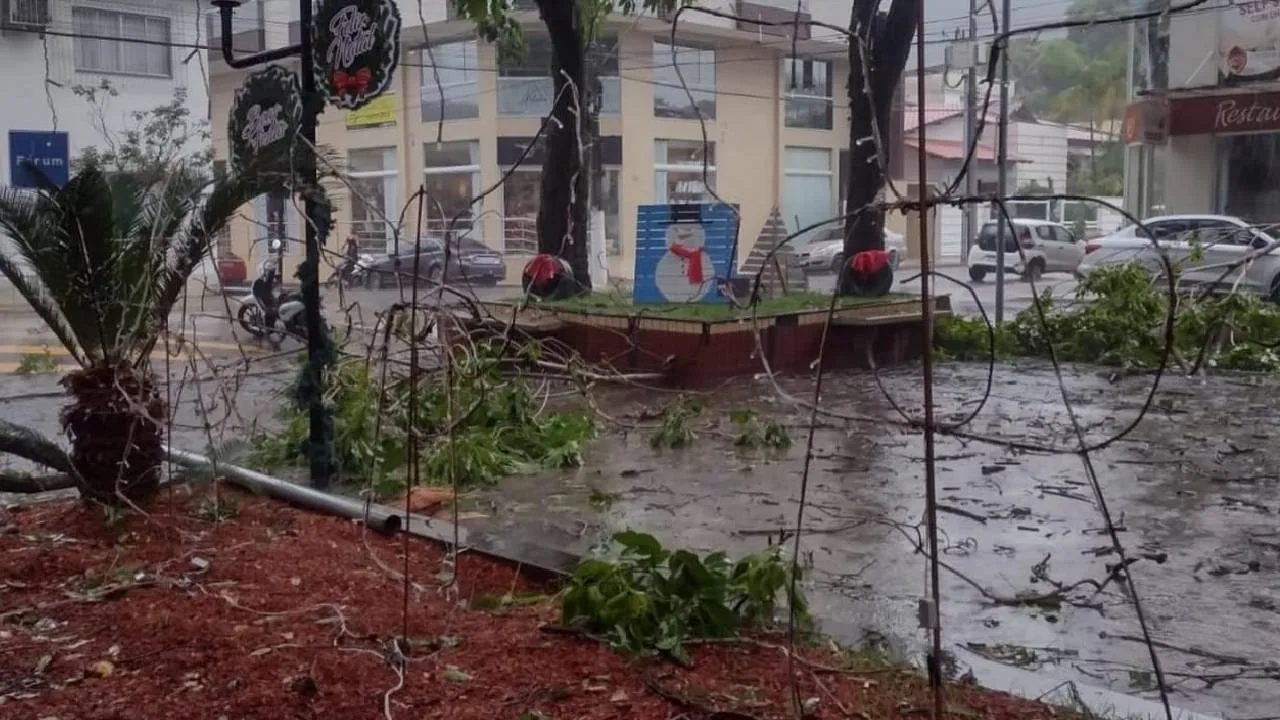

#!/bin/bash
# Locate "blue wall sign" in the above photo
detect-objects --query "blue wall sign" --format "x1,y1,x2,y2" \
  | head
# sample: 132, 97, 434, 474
8, 131, 70, 189
633, 203, 739, 305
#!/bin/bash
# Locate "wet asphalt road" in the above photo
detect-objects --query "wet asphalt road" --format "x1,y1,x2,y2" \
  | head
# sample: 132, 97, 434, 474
808, 264, 1081, 319
454, 365, 1280, 719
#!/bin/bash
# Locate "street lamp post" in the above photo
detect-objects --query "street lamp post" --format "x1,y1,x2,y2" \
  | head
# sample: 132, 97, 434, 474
212, 0, 332, 490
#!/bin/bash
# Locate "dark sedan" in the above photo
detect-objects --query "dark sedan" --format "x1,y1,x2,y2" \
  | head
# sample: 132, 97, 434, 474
364, 236, 507, 289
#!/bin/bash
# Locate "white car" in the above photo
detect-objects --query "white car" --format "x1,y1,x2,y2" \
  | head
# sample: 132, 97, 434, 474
967, 218, 1084, 283
1076, 214, 1280, 299
794, 226, 906, 274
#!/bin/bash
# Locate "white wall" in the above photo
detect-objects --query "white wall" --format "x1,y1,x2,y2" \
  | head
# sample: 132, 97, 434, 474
1167, 6, 1219, 89
0, 0, 209, 184
1008, 120, 1067, 193
1165, 134, 1216, 214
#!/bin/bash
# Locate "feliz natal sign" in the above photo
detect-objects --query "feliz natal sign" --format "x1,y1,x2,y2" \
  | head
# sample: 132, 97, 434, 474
227, 65, 304, 178
312, 0, 402, 111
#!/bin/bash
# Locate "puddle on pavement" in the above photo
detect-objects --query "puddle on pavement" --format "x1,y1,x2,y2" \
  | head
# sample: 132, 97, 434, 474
2, 361, 1278, 717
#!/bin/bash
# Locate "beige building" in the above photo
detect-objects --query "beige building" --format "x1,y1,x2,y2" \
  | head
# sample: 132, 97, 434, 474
208, 3, 863, 283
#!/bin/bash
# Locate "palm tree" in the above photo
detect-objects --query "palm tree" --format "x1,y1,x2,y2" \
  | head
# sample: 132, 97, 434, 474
0, 162, 260, 503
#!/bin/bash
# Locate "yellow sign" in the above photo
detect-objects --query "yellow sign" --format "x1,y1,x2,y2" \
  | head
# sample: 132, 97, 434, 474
346, 94, 397, 128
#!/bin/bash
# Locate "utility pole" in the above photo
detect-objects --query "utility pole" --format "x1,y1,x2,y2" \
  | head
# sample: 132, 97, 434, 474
994, 0, 1012, 324
961, 0, 977, 266
213, 0, 332, 490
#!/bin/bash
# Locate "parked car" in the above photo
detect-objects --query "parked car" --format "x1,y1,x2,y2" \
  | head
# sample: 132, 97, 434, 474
216, 251, 248, 286
1076, 214, 1280, 299
795, 226, 906, 274
364, 235, 506, 289
967, 218, 1084, 283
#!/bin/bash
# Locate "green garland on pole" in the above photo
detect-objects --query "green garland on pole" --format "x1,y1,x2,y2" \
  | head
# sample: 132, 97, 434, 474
292, 183, 337, 476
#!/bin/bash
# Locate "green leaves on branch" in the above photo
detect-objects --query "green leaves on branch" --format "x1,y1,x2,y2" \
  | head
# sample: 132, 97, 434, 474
729, 409, 791, 452
561, 531, 810, 662
934, 263, 1280, 371
251, 342, 596, 491
650, 397, 701, 450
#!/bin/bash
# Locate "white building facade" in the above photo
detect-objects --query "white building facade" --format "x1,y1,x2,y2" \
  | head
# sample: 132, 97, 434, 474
0, 0, 209, 184
1124, 2, 1280, 222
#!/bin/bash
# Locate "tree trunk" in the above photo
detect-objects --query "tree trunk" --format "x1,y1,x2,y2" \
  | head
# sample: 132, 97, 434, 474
842, 0, 918, 293
60, 364, 165, 504
535, 0, 591, 293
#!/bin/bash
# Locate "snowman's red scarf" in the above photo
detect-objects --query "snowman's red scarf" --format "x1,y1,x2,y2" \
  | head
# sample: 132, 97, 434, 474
668, 244, 705, 285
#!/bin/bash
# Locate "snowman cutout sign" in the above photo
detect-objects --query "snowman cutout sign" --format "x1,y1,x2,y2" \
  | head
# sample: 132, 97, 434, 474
654, 221, 715, 303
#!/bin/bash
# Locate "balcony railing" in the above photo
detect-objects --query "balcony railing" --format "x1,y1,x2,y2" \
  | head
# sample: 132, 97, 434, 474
502, 216, 538, 255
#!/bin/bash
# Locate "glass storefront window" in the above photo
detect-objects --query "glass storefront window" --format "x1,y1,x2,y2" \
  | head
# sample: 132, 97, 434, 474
347, 147, 398, 254
1219, 134, 1280, 222
782, 146, 833, 232
654, 139, 716, 203
1148, 145, 1166, 217
424, 141, 481, 240
784, 58, 833, 130
502, 171, 540, 254
602, 168, 621, 255
421, 40, 479, 123
653, 41, 715, 120
498, 35, 620, 116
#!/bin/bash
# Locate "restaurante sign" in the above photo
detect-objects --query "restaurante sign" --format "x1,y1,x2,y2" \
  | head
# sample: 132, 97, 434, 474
1168, 91, 1280, 135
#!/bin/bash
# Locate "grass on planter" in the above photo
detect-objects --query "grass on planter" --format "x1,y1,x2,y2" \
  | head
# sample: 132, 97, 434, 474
537, 290, 912, 322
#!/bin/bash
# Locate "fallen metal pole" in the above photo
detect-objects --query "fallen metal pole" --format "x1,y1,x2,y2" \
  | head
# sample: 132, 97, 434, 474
164, 447, 402, 534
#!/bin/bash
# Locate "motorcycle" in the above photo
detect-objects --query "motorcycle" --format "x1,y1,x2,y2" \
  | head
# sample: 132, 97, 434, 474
236, 255, 325, 343
325, 254, 375, 289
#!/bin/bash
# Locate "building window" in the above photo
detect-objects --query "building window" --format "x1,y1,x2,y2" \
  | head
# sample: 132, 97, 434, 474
602, 168, 622, 255
421, 40, 479, 123
593, 38, 622, 116
1219, 135, 1279, 221
347, 148, 399, 255
784, 58, 832, 130
252, 189, 298, 259
424, 141, 481, 240
498, 35, 621, 116
653, 41, 715, 120
783, 147, 833, 232
655, 140, 715, 204
72, 8, 172, 77
502, 171, 539, 254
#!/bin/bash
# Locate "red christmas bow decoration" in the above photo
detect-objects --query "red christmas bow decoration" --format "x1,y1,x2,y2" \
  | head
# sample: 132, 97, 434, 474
523, 254, 563, 286
333, 68, 372, 94
668, 244, 705, 285
850, 250, 890, 276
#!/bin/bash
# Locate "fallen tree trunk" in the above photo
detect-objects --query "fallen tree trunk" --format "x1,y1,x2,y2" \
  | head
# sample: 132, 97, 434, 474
0, 471, 76, 494
0, 420, 76, 494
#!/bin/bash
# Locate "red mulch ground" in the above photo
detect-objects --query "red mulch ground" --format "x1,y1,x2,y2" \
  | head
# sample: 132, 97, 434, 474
0, 488, 1067, 720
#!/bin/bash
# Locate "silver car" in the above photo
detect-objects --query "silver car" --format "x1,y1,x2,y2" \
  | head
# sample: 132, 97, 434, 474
967, 218, 1084, 283
1077, 214, 1280, 299
795, 226, 905, 274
